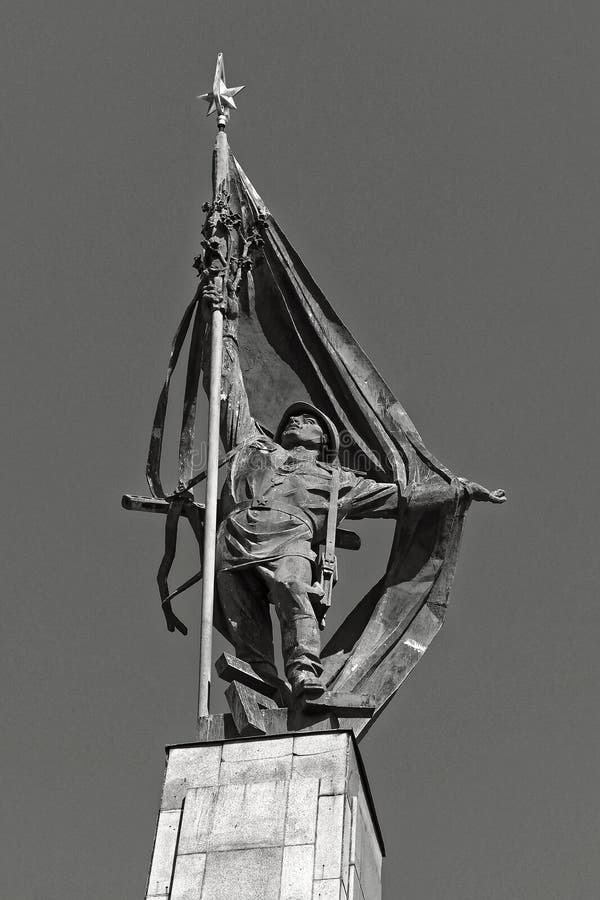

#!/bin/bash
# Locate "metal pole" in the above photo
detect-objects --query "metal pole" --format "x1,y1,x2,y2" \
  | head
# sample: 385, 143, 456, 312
197, 300, 223, 719
197, 126, 229, 721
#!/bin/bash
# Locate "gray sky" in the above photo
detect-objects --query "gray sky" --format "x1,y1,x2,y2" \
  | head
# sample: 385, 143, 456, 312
3, 2, 599, 898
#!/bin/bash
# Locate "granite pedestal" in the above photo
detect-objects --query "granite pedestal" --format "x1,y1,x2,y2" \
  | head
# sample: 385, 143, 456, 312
145, 730, 383, 900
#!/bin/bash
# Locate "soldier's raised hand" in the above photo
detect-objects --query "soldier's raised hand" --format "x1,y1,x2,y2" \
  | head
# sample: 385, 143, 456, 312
200, 282, 239, 322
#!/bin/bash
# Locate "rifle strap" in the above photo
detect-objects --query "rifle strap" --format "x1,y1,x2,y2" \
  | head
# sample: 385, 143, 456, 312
317, 460, 340, 625
324, 462, 340, 566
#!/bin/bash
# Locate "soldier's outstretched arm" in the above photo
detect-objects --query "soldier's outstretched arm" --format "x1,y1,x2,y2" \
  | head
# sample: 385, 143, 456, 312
407, 478, 506, 509
201, 284, 259, 451
342, 472, 506, 520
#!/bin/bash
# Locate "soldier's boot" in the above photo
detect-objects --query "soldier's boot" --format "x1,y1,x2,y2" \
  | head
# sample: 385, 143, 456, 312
290, 673, 327, 700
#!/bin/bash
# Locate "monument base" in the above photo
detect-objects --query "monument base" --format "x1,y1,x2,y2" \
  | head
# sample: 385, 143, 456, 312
145, 730, 383, 899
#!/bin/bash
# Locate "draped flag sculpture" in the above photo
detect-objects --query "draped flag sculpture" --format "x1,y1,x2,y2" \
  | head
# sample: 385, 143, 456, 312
123, 54, 505, 740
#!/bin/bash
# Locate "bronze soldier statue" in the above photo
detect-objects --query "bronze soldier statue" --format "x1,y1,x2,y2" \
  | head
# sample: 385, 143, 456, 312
122, 60, 507, 734
201, 284, 506, 701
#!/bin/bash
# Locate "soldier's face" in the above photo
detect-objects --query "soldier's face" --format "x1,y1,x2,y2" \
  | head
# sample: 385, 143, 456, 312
281, 414, 325, 451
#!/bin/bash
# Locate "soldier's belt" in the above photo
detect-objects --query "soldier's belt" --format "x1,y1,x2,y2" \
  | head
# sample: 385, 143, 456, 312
228, 499, 315, 534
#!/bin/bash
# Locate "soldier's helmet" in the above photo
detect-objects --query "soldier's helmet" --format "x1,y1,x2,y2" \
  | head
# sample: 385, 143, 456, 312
275, 401, 340, 462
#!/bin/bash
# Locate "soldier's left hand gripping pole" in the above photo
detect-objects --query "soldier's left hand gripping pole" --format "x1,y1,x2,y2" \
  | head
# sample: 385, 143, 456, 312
196, 52, 243, 722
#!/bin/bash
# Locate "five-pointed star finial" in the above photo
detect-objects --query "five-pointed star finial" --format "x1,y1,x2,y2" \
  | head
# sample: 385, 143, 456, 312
198, 52, 244, 128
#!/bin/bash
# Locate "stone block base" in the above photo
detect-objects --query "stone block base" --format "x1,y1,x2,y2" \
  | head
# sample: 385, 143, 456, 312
146, 731, 383, 899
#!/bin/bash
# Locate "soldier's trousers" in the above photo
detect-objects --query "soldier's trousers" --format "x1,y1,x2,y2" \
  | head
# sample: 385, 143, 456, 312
215, 555, 322, 688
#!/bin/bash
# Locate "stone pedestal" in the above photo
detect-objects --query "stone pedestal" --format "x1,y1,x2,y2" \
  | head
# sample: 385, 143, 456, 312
145, 730, 383, 899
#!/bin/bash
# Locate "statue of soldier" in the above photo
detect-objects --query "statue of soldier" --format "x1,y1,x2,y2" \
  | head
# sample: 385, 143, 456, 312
201, 284, 505, 700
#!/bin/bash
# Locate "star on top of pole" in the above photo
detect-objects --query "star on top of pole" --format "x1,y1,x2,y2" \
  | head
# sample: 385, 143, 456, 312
198, 52, 244, 129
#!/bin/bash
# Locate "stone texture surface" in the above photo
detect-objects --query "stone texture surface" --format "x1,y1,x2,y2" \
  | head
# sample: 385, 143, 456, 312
201, 847, 283, 899
291, 735, 348, 795
147, 810, 181, 897
219, 750, 293, 785
179, 781, 289, 853
162, 745, 221, 811
314, 795, 345, 880
145, 731, 382, 899
340, 797, 352, 895
280, 843, 314, 900
347, 866, 366, 900
284, 777, 319, 845
221, 735, 293, 761
314, 878, 346, 899
353, 788, 382, 900
170, 853, 206, 900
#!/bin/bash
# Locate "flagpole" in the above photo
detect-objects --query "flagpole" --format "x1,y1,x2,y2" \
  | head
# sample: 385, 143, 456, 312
196, 54, 244, 722
197, 117, 227, 722
197, 283, 223, 720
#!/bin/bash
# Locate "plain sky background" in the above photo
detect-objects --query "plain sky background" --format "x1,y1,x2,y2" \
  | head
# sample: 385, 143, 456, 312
3, 2, 600, 898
